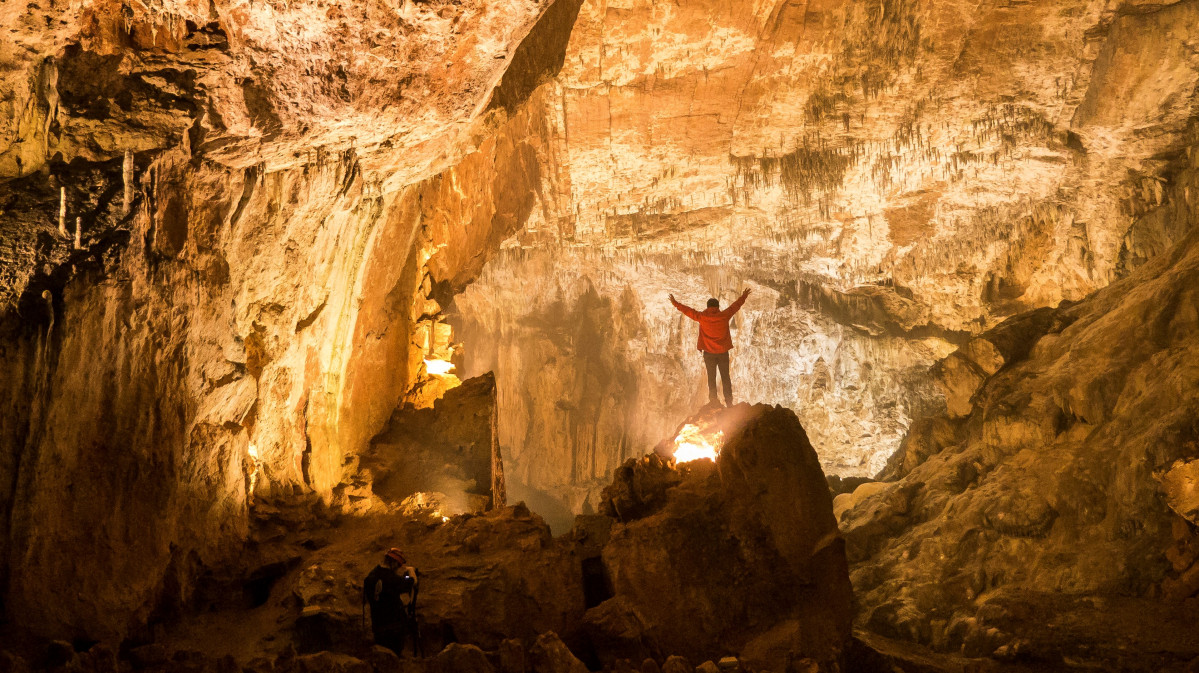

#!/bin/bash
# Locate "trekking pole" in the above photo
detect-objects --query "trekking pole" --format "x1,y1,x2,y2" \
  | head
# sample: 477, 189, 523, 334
409, 600, 423, 658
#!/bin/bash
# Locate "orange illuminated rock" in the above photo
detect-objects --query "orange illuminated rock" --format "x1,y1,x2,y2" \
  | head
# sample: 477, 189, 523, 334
359, 372, 506, 515
593, 404, 852, 670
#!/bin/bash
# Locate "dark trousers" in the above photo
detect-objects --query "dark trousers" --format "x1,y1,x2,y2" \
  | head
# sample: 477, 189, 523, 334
374, 621, 407, 656
703, 351, 732, 405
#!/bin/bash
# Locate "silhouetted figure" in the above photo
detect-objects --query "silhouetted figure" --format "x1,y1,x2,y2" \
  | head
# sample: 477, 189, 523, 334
669, 288, 751, 407
363, 548, 420, 657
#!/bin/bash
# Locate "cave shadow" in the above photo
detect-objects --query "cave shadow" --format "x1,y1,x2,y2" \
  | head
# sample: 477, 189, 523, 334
505, 478, 576, 535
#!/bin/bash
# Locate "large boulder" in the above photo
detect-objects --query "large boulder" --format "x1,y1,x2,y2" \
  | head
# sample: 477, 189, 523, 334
589, 404, 853, 669
598, 453, 682, 521
360, 372, 506, 516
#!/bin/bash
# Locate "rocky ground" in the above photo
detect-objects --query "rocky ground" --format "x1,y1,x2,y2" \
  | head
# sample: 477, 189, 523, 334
0, 405, 857, 673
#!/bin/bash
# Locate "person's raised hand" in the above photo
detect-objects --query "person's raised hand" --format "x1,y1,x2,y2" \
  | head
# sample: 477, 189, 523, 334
669, 293, 677, 303
742, 287, 751, 297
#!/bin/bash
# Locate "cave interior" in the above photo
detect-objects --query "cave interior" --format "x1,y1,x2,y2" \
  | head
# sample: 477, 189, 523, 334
1, 0, 1199, 671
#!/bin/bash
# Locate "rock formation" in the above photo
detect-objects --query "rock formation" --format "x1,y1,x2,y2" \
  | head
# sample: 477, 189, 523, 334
842, 226, 1199, 668
0, 0, 579, 643
354, 372, 506, 517
1, 0, 1198, 668
449, 0, 1199, 516
0, 403, 848, 672
590, 405, 852, 671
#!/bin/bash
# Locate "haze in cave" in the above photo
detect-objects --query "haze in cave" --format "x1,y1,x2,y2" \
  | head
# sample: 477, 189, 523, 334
1, 0, 1198, 671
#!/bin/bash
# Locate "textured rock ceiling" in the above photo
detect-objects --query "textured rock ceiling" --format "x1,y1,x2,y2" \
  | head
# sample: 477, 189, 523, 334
0, 0, 547, 173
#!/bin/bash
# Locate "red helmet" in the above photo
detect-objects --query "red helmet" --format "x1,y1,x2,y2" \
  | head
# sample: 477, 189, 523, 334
385, 548, 406, 565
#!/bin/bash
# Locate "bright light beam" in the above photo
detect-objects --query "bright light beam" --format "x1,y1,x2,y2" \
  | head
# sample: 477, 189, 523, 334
673, 424, 723, 463
424, 359, 455, 376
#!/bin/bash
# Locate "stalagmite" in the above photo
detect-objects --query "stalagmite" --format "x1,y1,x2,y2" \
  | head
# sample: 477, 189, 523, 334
58, 186, 67, 238
123, 150, 134, 215
74, 216, 82, 249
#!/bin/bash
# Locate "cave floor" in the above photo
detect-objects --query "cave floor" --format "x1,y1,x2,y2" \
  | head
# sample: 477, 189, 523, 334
146, 491, 1199, 673
160, 496, 456, 662
158, 489, 593, 669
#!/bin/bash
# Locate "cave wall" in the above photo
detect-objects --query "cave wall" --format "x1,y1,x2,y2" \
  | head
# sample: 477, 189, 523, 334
0, 146, 436, 640
453, 250, 952, 513
1, 0, 1198, 650
453, 0, 1199, 508
0, 0, 582, 642
837, 128, 1199, 663
362, 372, 505, 516
842, 215, 1199, 662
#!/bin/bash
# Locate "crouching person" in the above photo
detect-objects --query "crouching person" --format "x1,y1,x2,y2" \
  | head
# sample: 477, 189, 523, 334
363, 548, 420, 657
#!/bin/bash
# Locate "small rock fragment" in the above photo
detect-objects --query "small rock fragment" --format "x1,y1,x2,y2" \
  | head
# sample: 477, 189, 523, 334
498, 639, 527, 673
431, 643, 494, 673
45, 641, 76, 669
662, 655, 691, 673
528, 632, 588, 673
128, 644, 168, 668
366, 645, 402, 673
1, 651, 31, 673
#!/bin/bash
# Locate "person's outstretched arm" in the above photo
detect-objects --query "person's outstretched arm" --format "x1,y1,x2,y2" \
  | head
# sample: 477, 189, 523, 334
721, 288, 751, 317
669, 294, 701, 321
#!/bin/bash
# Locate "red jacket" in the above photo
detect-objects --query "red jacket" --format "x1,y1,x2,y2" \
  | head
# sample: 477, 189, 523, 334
671, 293, 748, 354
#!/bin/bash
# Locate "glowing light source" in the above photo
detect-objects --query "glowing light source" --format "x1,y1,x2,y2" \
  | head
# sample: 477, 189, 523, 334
672, 424, 724, 463
424, 359, 455, 376
247, 443, 261, 494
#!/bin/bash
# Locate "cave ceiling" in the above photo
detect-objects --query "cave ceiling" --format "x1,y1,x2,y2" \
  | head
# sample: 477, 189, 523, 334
510, 0, 1199, 321
4, 0, 1195, 309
